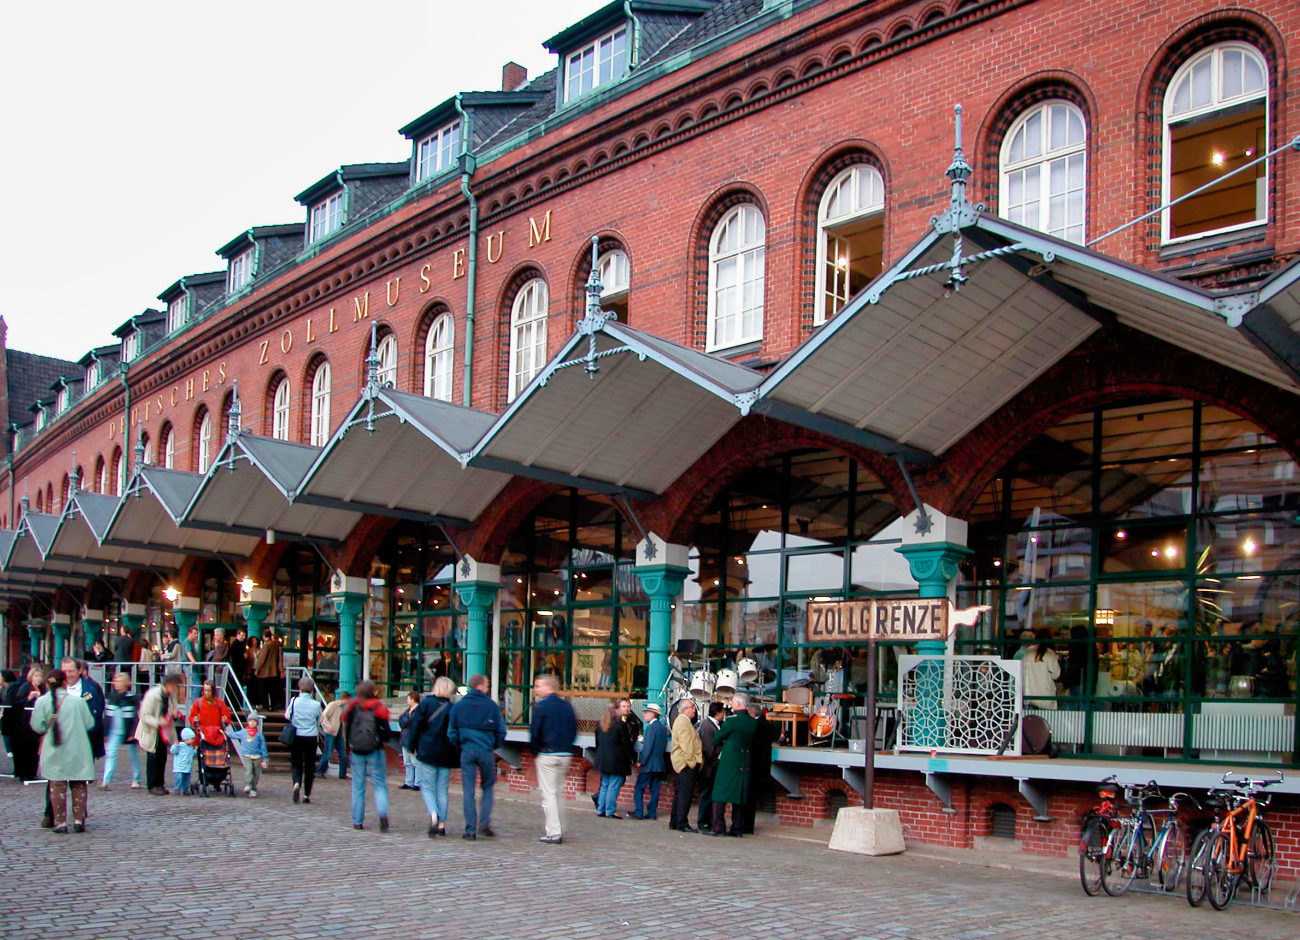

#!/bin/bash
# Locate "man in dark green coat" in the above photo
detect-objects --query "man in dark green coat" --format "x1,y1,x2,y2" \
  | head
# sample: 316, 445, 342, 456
709, 692, 757, 837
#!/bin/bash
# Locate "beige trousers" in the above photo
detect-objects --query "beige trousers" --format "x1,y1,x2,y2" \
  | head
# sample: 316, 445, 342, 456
535, 754, 572, 839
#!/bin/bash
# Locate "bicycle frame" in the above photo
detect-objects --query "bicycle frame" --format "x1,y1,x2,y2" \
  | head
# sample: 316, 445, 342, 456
1216, 796, 1260, 877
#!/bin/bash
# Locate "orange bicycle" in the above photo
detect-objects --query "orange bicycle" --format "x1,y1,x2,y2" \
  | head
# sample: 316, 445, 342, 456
1186, 771, 1283, 910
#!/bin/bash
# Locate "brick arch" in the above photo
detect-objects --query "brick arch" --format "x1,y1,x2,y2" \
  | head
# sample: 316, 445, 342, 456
460, 477, 562, 565
928, 326, 1300, 519
245, 539, 295, 586
494, 263, 550, 410
687, 182, 770, 350
301, 352, 330, 444
794, 141, 892, 337
263, 369, 290, 437
174, 555, 208, 598
975, 71, 1099, 215
329, 514, 402, 578
641, 415, 914, 547
567, 231, 631, 321
411, 298, 454, 396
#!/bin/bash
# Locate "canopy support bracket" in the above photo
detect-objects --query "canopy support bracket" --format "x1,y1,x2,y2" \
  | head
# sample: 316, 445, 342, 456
925, 772, 955, 813
1017, 777, 1052, 822
893, 456, 933, 536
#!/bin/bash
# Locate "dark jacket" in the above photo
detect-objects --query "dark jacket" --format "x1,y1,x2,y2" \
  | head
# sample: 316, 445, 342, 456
699, 716, 722, 778
105, 687, 140, 740
408, 694, 460, 767
342, 698, 392, 752
227, 638, 248, 678
711, 710, 757, 805
448, 688, 506, 753
637, 717, 668, 774
593, 718, 634, 776
112, 634, 136, 663
74, 674, 106, 759
748, 712, 774, 789
529, 693, 577, 755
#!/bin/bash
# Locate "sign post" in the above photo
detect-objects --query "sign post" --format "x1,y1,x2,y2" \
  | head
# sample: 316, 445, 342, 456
864, 637, 876, 809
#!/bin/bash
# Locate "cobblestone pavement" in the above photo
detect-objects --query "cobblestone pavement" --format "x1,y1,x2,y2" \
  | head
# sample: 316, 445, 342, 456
1, 753, 1296, 940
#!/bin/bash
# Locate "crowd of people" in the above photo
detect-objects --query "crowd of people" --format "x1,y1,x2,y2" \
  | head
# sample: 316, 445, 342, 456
2, 660, 775, 845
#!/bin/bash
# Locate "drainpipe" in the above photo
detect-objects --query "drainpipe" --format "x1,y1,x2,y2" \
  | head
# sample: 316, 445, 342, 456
454, 94, 478, 408
119, 351, 131, 472
623, 1, 642, 68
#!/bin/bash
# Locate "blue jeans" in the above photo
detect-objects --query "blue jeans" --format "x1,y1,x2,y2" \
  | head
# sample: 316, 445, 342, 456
415, 760, 450, 825
350, 749, 390, 826
597, 773, 626, 815
173, 770, 191, 794
634, 771, 663, 818
401, 747, 417, 787
316, 733, 348, 777
460, 748, 496, 834
102, 730, 142, 785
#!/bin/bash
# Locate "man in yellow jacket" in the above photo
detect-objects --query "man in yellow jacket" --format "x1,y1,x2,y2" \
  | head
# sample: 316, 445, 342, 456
669, 697, 702, 833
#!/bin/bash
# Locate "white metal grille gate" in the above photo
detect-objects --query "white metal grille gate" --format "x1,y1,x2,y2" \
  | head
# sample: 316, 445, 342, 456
896, 655, 1023, 756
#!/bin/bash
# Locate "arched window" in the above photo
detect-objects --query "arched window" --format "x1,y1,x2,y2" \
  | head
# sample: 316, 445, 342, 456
60, 474, 70, 513
597, 249, 630, 323
160, 422, 175, 469
816, 165, 885, 324
1163, 43, 1268, 242
94, 456, 106, 494
999, 101, 1086, 244
707, 204, 765, 350
376, 333, 398, 387
310, 361, 332, 446
272, 376, 291, 441
196, 410, 212, 473
35, 490, 43, 513
141, 433, 152, 466
508, 279, 548, 402
111, 447, 124, 496
424, 314, 454, 401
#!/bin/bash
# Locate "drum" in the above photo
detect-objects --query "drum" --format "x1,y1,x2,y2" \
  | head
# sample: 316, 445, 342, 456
715, 669, 740, 696
736, 657, 760, 683
689, 671, 716, 701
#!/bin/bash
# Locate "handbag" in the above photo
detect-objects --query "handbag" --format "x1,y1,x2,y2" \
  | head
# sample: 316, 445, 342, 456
279, 700, 297, 746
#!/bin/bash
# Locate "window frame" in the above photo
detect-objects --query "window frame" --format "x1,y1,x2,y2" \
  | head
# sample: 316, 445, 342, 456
1161, 42, 1269, 245
122, 331, 141, 363
416, 121, 462, 183
376, 334, 398, 388
167, 294, 189, 333
309, 191, 345, 244
55, 387, 69, 414
162, 424, 175, 469
310, 361, 332, 447
508, 279, 549, 402
197, 411, 212, 474
424, 313, 455, 401
597, 249, 630, 302
998, 100, 1088, 245
706, 204, 766, 352
272, 377, 291, 441
564, 25, 629, 102
814, 164, 886, 326
85, 361, 99, 391
227, 248, 255, 294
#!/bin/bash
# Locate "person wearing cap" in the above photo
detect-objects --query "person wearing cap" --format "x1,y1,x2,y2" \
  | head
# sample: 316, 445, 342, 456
632, 701, 668, 821
669, 697, 702, 832
169, 727, 198, 795
137, 672, 184, 795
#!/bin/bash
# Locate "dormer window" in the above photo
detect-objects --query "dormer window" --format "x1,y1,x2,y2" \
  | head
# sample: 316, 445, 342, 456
228, 249, 255, 293
417, 121, 461, 183
36, 407, 47, 431
565, 25, 627, 101
167, 295, 189, 333
55, 387, 69, 414
310, 192, 345, 244
122, 330, 141, 363
85, 360, 100, 390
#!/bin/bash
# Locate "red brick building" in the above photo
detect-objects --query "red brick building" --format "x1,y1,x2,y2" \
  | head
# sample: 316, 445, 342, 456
4, 0, 1300, 868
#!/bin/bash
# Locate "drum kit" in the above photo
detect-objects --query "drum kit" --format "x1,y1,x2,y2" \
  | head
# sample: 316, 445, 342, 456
667, 641, 771, 710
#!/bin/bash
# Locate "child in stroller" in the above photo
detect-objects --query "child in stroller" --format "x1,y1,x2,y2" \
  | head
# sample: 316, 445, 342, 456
197, 733, 236, 797
189, 679, 235, 797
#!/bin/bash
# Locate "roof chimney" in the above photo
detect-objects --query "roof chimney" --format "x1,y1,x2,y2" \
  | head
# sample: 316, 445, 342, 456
502, 61, 528, 92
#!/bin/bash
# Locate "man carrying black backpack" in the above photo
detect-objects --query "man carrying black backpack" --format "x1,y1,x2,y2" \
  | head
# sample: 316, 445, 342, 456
343, 680, 391, 832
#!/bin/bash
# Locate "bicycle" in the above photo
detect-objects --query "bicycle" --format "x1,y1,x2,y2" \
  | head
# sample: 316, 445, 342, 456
1079, 776, 1122, 896
1186, 771, 1283, 910
1100, 783, 1195, 896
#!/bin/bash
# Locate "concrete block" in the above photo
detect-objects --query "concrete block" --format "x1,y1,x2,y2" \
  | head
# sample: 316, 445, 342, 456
827, 807, 906, 857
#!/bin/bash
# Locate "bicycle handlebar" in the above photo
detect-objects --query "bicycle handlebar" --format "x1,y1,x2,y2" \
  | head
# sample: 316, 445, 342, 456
1221, 770, 1285, 792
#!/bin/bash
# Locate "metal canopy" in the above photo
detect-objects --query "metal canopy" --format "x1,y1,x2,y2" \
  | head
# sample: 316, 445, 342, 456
103, 465, 260, 560
184, 433, 363, 543
467, 321, 764, 497
295, 385, 509, 524
3, 512, 106, 580
45, 489, 186, 572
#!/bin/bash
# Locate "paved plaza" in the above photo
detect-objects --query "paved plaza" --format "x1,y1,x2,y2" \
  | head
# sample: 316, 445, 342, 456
0, 754, 1295, 940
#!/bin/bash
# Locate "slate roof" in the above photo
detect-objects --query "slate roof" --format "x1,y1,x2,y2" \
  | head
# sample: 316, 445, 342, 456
7, 349, 78, 428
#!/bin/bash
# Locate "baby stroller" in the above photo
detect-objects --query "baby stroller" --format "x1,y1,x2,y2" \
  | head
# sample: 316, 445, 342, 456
198, 737, 236, 797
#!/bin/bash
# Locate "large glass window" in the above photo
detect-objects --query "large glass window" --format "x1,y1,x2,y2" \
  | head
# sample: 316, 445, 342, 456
424, 313, 454, 401
160, 422, 175, 469
816, 165, 885, 323
227, 249, 254, 293
565, 26, 628, 101
597, 249, 630, 324
376, 333, 398, 388
963, 398, 1299, 765
309, 191, 345, 244
508, 278, 548, 401
1000, 100, 1086, 243
707, 204, 765, 351
166, 295, 188, 333
416, 120, 461, 183
1163, 43, 1268, 242
272, 377, 291, 441
310, 361, 331, 446
196, 411, 212, 473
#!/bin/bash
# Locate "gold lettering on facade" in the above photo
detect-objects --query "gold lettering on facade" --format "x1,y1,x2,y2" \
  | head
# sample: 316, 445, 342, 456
202, 370, 210, 392
171, 387, 178, 407
259, 340, 270, 365
218, 362, 227, 383
280, 330, 293, 354
329, 309, 338, 333
156, 395, 164, 413
353, 292, 370, 322
452, 249, 466, 279
185, 378, 195, 401
143, 400, 151, 421
386, 278, 400, 306
528, 210, 552, 247
420, 263, 432, 292
108, 420, 116, 440
486, 232, 505, 264
306, 319, 315, 343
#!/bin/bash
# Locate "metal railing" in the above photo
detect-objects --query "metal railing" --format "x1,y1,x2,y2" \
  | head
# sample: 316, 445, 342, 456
82, 661, 255, 724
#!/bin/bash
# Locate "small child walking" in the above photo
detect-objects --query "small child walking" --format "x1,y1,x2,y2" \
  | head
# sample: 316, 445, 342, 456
399, 691, 419, 789
230, 714, 269, 797
170, 727, 197, 795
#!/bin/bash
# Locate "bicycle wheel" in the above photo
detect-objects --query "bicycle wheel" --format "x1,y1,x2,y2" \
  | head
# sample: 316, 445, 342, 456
1101, 823, 1139, 896
1079, 817, 1108, 897
1206, 831, 1237, 911
1186, 829, 1215, 907
1155, 823, 1187, 892
1246, 820, 1276, 893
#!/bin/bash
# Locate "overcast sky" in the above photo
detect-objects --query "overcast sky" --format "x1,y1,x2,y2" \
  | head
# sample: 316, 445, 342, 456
0, 0, 594, 360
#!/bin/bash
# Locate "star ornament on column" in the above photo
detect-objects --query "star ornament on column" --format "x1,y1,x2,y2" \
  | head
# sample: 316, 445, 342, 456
913, 511, 933, 536
643, 540, 657, 562
460, 557, 471, 578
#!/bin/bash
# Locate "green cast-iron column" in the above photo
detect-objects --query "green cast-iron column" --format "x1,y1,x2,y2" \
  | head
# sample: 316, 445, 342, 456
27, 623, 46, 662
895, 508, 971, 750
633, 536, 690, 709
81, 609, 104, 652
454, 557, 500, 681
51, 615, 72, 664
330, 589, 367, 697
239, 587, 273, 639
169, 597, 198, 637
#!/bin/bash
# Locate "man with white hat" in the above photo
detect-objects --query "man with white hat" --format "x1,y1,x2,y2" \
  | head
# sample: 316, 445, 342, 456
632, 701, 668, 820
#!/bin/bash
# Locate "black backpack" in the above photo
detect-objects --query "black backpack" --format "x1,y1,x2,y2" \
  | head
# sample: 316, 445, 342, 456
349, 704, 381, 755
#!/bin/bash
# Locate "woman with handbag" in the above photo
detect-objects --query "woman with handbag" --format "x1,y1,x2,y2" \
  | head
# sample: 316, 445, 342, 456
136, 672, 183, 794
407, 676, 460, 837
284, 675, 322, 804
